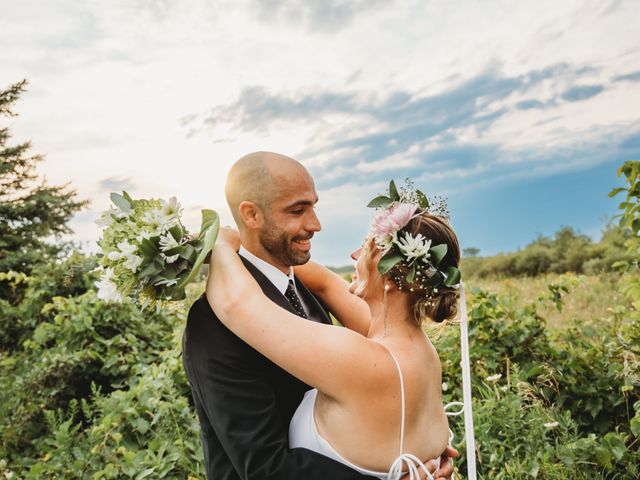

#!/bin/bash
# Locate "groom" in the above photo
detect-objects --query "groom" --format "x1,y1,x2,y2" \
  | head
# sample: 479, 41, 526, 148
182, 152, 456, 479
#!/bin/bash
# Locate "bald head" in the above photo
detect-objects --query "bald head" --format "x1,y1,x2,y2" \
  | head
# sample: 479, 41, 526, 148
225, 151, 311, 226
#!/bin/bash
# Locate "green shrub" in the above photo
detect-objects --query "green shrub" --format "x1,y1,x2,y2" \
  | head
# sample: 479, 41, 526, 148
0, 290, 177, 462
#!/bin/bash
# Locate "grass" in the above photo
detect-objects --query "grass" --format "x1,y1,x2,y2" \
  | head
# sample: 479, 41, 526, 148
466, 272, 630, 329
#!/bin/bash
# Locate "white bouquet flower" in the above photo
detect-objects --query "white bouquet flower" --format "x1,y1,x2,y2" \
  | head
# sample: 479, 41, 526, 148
95, 191, 219, 307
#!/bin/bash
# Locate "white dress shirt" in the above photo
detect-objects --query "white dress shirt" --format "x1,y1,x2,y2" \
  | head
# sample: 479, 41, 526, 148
238, 245, 311, 317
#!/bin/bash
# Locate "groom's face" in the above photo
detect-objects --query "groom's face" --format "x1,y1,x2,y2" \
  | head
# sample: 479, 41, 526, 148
258, 173, 321, 268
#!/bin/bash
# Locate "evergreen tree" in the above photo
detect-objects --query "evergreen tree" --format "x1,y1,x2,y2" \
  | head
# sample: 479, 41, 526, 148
0, 80, 88, 298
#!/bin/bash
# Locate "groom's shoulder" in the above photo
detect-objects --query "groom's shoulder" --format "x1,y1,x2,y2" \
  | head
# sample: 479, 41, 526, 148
186, 293, 221, 331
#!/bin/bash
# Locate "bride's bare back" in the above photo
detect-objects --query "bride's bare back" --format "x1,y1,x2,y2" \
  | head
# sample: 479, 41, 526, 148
314, 335, 450, 472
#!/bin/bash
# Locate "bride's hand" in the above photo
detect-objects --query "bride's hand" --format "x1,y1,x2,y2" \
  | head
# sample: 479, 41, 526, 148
432, 446, 458, 480
399, 446, 458, 480
205, 227, 240, 263
216, 226, 241, 251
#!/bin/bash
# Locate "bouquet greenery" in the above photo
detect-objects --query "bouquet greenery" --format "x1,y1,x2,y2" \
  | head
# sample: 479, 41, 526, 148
95, 192, 219, 307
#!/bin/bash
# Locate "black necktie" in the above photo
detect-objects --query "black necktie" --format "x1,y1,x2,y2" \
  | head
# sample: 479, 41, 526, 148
284, 279, 308, 319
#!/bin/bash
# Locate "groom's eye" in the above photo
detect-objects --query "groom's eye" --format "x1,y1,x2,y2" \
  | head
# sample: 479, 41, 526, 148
290, 209, 304, 215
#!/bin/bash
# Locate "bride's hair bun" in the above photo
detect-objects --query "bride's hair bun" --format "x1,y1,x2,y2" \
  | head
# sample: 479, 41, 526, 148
413, 288, 460, 324
387, 212, 461, 325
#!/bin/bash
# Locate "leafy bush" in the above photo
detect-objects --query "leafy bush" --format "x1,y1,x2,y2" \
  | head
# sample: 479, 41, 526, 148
0, 251, 98, 351
22, 346, 203, 479
462, 224, 632, 279
0, 289, 177, 462
437, 285, 640, 478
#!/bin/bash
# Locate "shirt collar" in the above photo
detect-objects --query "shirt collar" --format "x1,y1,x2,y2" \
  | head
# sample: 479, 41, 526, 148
239, 245, 294, 295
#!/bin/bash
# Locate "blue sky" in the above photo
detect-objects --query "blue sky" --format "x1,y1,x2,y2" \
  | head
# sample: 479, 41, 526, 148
1, 0, 639, 265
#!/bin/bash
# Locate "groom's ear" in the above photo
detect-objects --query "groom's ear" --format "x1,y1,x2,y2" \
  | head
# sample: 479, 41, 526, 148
238, 201, 264, 229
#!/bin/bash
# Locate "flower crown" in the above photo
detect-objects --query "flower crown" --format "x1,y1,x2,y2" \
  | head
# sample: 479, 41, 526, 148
367, 179, 461, 295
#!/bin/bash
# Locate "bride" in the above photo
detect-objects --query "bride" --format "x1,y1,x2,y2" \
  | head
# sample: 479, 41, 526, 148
206, 196, 462, 479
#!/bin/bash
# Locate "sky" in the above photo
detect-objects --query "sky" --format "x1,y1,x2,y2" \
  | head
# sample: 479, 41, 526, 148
1, 0, 640, 266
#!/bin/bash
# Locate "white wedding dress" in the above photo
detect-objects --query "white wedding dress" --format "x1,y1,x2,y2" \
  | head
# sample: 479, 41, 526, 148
289, 345, 441, 480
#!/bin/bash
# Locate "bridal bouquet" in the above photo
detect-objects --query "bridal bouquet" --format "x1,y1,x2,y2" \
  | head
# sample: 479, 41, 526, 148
95, 191, 219, 307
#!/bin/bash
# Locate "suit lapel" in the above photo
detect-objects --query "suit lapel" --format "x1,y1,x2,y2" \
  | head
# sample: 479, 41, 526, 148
294, 276, 333, 325
240, 256, 299, 316
240, 256, 332, 324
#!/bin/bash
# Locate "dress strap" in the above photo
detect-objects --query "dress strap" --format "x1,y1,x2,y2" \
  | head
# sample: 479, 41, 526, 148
378, 344, 435, 480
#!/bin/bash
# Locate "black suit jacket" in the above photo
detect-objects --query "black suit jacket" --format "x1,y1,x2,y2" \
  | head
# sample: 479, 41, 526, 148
182, 257, 376, 480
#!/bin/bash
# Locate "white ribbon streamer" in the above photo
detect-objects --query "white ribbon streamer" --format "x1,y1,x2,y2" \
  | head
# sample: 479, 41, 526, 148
458, 283, 477, 480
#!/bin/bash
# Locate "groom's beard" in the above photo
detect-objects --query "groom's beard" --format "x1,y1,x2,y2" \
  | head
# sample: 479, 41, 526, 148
260, 228, 312, 267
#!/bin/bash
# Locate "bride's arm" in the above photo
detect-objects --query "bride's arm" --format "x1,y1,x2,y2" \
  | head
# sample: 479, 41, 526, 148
206, 242, 384, 401
293, 262, 371, 336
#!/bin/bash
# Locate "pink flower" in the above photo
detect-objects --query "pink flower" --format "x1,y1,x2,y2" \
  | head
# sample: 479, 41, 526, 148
370, 203, 418, 248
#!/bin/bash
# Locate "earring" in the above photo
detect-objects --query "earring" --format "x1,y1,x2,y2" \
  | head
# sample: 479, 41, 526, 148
382, 283, 389, 339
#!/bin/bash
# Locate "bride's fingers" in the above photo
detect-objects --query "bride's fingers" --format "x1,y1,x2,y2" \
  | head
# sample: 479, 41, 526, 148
433, 456, 454, 479
425, 459, 438, 472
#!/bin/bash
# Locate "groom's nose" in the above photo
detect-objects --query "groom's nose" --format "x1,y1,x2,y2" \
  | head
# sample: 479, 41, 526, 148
305, 209, 321, 232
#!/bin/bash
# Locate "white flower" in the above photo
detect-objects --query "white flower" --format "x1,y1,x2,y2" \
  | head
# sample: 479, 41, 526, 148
117, 241, 137, 256
135, 230, 152, 243
123, 254, 143, 272
395, 232, 432, 262
486, 373, 502, 382
160, 196, 181, 219
107, 241, 137, 262
95, 269, 123, 302
143, 208, 166, 235
162, 252, 180, 264
159, 232, 180, 252
154, 278, 178, 287
442, 382, 448, 391
544, 421, 559, 429
95, 209, 114, 228
107, 250, 123, 261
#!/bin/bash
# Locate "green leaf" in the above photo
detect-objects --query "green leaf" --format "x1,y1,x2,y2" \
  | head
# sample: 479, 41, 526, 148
162, 245, 184, 256
139, 260, 162, 278
377, 251, 403, 275
608, 187, 626, 198
443, 266, 461, 286
179, 243, 197, 263
367, 196, 393, 208
612, 260, 629, 270
198, 209, 219, 241
122, 191, 134, 204
138, 238, 159, 258
594, 446, 611, 467
406, 265, 416, 284
416, 189, 429, 209
429, 244, 448, 266
169, 225, 184, 242
176, 209, 219, 290
524, 364, 544, 379
169, 288, 186, 301
604, 432, 626, 461
389, 180, 400, 202
110, 192, 131, 213
631, 414, 640, 437
136, 468, 157, 480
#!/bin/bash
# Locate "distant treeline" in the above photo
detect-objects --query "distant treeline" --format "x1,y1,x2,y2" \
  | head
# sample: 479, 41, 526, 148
461, 225, 630, 278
